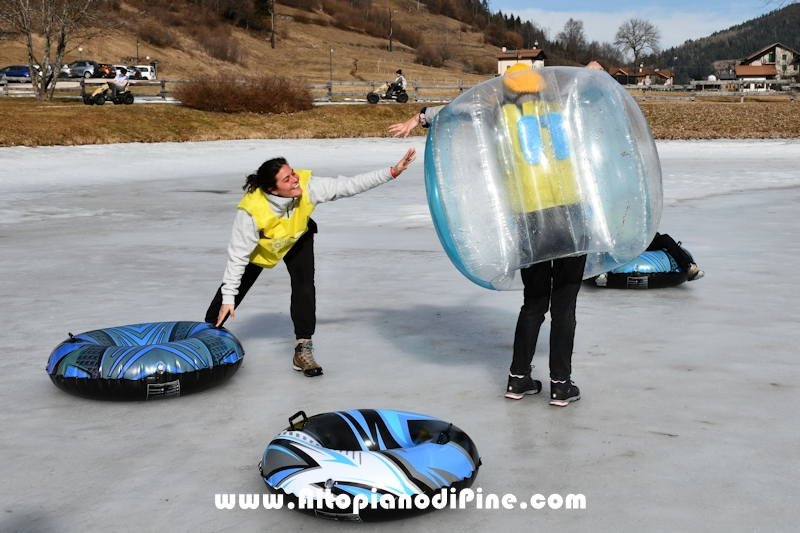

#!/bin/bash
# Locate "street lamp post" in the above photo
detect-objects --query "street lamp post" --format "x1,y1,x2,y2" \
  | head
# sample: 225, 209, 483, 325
78, 47, 83, 60
270, 0, 275, 49
673, 56, 682, 84
329, 47, 333, 101
136, 41, 140, 63
388, 8, 395, 52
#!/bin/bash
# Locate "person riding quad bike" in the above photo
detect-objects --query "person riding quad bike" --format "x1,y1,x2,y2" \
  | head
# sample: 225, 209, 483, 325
84, 67, 133, 105
367, 70, 408, 104
386, 69, 406, 97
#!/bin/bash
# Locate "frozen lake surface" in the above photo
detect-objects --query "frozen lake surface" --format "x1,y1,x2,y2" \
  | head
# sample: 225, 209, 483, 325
1, 138, 799, 532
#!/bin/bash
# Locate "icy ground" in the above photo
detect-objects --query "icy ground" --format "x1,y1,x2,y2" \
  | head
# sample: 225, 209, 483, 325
1, 138, 799, 532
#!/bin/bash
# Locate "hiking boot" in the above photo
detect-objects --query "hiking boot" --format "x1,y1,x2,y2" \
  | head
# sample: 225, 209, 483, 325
293, 339, 323, 377
505, 374, 542, 400
550, 380, 580, 406
687, 263, 704, 281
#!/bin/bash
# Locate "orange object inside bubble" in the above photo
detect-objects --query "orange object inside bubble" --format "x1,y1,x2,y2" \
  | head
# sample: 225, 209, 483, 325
503, 70, 547, 94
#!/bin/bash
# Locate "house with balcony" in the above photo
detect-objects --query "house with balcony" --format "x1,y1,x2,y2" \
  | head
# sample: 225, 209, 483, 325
736, 42, 799, 90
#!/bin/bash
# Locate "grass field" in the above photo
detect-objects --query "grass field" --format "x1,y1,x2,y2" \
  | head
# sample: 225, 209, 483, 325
1, 97, 799, 147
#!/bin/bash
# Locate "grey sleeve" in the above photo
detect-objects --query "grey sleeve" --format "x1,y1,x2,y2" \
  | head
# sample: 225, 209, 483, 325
220, 209, 259, 305
306, 168, 394, 205
423, 105, 446, 126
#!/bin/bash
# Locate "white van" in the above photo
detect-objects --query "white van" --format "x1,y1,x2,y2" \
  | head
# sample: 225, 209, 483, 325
134, 65, 156, 80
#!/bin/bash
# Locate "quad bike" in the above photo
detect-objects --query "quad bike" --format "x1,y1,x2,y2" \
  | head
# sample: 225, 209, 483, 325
366, 82, 409, 104
83, 83, 134, 106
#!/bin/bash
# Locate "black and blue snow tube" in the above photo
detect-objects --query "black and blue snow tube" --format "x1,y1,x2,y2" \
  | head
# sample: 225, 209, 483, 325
259, 409, 481, 522
588, 248, 694, 289
47, 321, 244, 400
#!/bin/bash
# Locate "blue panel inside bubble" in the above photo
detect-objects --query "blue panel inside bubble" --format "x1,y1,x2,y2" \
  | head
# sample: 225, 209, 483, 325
517, 115, 542, 164
544, 112, 570, 160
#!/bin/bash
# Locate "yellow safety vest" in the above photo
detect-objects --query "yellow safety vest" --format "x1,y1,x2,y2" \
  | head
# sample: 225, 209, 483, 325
237, 170, 315, 269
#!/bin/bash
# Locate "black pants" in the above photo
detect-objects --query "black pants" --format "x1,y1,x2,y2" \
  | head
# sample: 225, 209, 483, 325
510, 254, 587, 380
205, 221, 316, 339
647, 232, 693, 271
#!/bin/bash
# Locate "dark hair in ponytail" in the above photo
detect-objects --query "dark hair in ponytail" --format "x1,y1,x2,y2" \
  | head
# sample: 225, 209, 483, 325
243, 157, 287, 193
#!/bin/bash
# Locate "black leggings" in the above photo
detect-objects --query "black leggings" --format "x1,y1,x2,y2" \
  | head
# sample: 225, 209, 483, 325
205, 221, 316, 339
510, 254, 587, 381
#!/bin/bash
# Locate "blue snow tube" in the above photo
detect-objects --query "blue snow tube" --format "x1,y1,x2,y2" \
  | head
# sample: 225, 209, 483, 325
47, 321, 244, 400
589, 248, 694, 289
259, 409, 481, 522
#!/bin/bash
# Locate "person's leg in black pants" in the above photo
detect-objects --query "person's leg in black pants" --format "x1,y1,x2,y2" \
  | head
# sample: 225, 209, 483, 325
547, 254, 587, 381
204, 262, 264, 325
510, 261, 553, 376
507, 254, 586, 402
509, 254, 586, 378
282, 228, 316, 340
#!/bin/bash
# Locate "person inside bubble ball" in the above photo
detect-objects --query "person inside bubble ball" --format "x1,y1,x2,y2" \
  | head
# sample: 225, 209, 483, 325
388, 63, 589, 406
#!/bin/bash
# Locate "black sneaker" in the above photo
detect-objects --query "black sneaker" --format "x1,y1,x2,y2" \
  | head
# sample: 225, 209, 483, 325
505, 374, 542, 400
550, 380, 580, 406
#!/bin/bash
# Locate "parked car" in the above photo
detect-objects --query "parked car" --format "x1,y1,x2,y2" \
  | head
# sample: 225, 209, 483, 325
0, 65, 33, 82
128, 66, 143, 80
112, 65, 140, 79
57, 63, 74, 78
97, 63, 115, 78
67, 60, 99, 78
133, 65, 156, 80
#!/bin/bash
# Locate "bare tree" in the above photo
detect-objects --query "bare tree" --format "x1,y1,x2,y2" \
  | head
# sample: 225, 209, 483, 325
518, 20, 545, 49
598, 41, 626, 66
438, 23, 454, 63
614, 18, 661, 69
556, 18, 586, 62
0, 0, 135, 100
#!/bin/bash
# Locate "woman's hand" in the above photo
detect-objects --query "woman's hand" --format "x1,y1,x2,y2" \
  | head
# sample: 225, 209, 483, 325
216, 304, 235, 327
391, 148, 417, 177
388, 114, 421, 138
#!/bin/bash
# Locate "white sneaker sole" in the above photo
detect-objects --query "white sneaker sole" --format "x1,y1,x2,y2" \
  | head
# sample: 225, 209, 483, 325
550, 394, 580, 407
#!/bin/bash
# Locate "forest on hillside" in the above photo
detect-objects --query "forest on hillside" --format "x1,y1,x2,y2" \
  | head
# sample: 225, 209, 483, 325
271, 0, 627, 69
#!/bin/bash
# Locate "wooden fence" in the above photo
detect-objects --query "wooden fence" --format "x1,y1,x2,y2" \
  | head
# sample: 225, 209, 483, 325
0, 78, 183, 99
2, 77, 797, 103
626, 80, 798, 102
307, 80, 475, 102
0, 78, 474, 102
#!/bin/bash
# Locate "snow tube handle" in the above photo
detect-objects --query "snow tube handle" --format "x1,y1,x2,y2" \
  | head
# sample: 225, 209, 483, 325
288, 410, 308, 430
436, 423, 453, 445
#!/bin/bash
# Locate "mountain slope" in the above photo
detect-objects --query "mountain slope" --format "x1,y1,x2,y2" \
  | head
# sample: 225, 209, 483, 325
0, 0, 498, 87
661, 4, 800, 81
